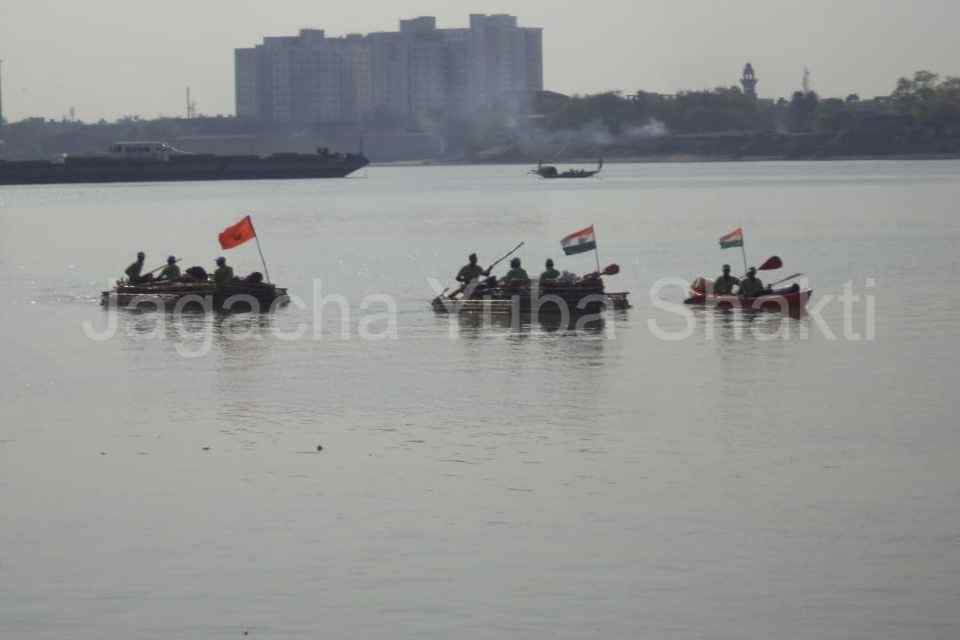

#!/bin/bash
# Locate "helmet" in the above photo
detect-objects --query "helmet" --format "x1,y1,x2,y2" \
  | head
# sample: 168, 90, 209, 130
137, 251, 145, 260
167, 255, 176, 264
546, 259, 554, 268
510, 257, 521, 268
216, 257, 226, 266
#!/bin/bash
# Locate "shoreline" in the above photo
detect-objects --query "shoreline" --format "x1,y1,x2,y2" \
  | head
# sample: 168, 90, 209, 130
374, 153, 960, 168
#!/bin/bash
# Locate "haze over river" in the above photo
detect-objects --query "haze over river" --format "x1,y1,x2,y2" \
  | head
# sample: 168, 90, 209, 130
1, 161, 959, 639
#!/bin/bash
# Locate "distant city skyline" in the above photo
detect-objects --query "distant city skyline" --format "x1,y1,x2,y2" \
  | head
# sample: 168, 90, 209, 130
1, 0, 959, 122
235, 15, 542, 126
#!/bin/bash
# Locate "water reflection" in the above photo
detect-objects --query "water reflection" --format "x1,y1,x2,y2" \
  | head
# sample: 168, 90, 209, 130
688, 306, 809, 347
110, 308, 285, 381
440, 311, 608, 336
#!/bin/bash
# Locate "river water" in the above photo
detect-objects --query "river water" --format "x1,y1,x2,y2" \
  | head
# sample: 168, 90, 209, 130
1, 161, 959, 639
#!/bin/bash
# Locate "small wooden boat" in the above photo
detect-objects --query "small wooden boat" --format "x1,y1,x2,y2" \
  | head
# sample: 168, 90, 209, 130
684, 280, 811, 315
102, 280, 289, 312
531, 159, 603, 179
433, 275, 630, 316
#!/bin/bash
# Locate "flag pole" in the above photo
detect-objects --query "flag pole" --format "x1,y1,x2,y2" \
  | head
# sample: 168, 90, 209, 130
740, 237, 749, 275
593, 225, 601, 274
247, 216, 271, 284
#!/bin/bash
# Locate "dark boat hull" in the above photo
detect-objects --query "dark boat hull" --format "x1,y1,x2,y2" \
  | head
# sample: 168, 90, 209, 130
532, 160, 603, 179
540, 171, 599, 179
0, 152, 368, 186
432, 285, 629, 316
684, 289, 812, 315
102, 282, 289, 313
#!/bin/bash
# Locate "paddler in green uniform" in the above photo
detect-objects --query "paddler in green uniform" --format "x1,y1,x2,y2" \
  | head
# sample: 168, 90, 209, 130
738, 267, 766, 298
455, 253, 491, 297
502, 257, 530, 287
540, 259, 560, 284
713, 264, 739, 295
213, 257, 235, 289
156, 255, 181, 282
124, 251, 152, 284
456, 253, 490, 287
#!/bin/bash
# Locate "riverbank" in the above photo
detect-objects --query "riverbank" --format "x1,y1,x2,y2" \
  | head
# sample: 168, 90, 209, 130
375, 152, 960, 168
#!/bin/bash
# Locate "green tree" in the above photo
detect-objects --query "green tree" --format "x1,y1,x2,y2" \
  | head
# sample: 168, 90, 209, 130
789, 91, 819, 131
815, 98, 855, 131
890, 70, 959, 127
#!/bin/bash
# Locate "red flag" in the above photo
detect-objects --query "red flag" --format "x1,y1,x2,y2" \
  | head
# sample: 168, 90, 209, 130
219, 215, 256, 250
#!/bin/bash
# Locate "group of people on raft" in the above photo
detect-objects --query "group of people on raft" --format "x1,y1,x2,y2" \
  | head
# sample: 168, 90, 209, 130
123, 252, 258, 288
712, 264, 772, 298
454, 253, 574, 297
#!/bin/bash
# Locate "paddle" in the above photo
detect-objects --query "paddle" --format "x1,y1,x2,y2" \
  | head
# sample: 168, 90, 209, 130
758, 255, 783, 271
447, 242, 525, 299
145, 258, 182, 276
486, 242, 525, 273
734, 256, 781, 281
585, 264, 620, 278
768, 273, 804, 288
575, 263, 621, 285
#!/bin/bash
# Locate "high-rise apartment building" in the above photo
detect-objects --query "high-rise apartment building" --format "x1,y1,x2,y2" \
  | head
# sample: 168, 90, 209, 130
235, 15, 543, 126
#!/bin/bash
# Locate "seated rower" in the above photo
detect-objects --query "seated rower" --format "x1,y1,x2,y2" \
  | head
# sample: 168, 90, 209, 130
457, 253, 490, 284
713, 264, 740, 295
540, 259, 560, 286
455, 253, 491, 298
213, 257, 235, 289
156, 255, 181, 282
124, 251, 153, 284
738, 267, 767, 298
502, 257, 530, 287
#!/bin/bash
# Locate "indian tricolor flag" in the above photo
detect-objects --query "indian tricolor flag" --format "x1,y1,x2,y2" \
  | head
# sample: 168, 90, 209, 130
562, 225, 597, 256
719, 227, 744, 249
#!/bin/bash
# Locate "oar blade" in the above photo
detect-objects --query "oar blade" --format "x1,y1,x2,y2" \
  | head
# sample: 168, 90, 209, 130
759, 256, 783, 271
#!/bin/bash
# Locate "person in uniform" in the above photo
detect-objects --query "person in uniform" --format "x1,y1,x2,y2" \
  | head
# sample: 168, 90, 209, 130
738, 267, 766, 298
502, 257, 530, 286
455, 253, 492, 297
456, 253, 489, 286
713, 264, 740, 295
540, 259, 561, 285
124, 252, 152, 284
213, 257, 235, 289
156, 256, 181, 282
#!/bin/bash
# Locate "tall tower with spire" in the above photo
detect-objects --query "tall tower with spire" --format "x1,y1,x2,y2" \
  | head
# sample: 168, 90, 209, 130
740, 62, 758, 99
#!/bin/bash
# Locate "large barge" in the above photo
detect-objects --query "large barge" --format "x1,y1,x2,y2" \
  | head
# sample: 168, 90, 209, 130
0, 142, 368, 185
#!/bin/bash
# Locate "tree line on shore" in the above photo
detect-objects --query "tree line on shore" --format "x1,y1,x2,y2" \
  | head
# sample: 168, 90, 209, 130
1, 71, 958, 161
448, 70, 960, 159
542, 70, 960, 136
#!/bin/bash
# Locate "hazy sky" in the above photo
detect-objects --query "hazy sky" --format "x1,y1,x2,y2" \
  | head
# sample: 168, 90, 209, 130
1, 0, 958, 122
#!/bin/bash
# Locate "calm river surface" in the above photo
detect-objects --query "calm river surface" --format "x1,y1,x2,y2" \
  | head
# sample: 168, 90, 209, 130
1, 161, 959, 639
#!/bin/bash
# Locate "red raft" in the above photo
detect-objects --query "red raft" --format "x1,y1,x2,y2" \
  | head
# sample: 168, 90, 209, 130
685, 278, 812, 315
